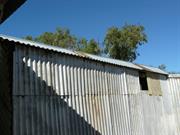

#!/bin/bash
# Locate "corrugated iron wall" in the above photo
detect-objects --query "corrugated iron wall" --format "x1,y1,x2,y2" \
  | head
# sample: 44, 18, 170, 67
13, 45, 132, 135
12, 45, 178, 135
168, 76, 180, 134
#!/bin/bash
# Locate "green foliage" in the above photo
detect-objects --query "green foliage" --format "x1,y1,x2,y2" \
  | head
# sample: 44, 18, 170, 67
25, 36, 33, 41
104, 24, 147, 62
27, 28, 77, 50
25, 24, 147, 59
25, 27, 100, 55
77, 38, 101, 55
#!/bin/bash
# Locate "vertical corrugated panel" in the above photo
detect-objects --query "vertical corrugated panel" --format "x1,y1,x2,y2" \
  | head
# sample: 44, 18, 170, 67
140, 92, 167, 135
126, 72, 177, 135
125, 68, 141, 94
12, 45, 179, 135
13, 45, 131, 135
160, 75, 177, 135
135, 75, 178, 135
168, 77, 180, 135
104, 65, 132, 135
128, 93, 145, 135
125, 69, 145, 135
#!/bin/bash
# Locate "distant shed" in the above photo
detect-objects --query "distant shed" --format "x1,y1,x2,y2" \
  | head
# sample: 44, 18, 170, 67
0, 35, 178, 135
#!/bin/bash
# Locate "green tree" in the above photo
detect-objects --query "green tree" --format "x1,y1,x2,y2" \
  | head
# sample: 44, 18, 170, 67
34, 28, 77, 50
77, 38, 101, 55
25, 36, 33, 41
25, 27, 101, 55
104, 24, 147, 62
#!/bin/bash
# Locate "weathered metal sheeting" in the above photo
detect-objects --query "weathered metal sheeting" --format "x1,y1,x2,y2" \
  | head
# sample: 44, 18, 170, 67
168, 76, 180, 134
0, 34, 142, 70
13, 45, 133, 96
10, 43, 178, 135
125, 68, 141, 94
13, 95, 106, 135
126, 74, 178, 135
137, 64, 168, 75
128, 93, 145, 135
13, 45, 134, 135
140, 93, 168, 135
84, 53, 142, 70
160, 75, 178, 135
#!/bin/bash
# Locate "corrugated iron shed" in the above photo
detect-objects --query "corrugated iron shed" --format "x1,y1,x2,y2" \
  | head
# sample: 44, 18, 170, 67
0, 34, 178, 135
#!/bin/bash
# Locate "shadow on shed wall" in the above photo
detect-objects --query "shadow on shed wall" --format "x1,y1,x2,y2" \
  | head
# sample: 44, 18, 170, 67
13, 54, 101, 135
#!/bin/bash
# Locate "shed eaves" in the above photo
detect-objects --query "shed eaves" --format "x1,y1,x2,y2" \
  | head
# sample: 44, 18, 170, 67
0, 34, 142, 70
169, 74, 180, 78
138, 64, 168, 75
0, 34, 169, 75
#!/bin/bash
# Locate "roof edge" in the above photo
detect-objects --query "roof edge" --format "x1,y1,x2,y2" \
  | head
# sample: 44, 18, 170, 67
169, 74, 180, 78
0, 34, 142, 70
136, 64, 168, 75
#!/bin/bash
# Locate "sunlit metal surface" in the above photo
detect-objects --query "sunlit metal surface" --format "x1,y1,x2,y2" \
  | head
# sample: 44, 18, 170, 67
137, 64, 168, 75
11, 45, 178, 135
168, 75, 180, 134
0, 35, 179, 135
0, 34, 142, 70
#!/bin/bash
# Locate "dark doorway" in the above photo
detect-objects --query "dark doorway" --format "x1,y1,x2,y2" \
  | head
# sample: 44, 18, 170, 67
139, 72, 148, 90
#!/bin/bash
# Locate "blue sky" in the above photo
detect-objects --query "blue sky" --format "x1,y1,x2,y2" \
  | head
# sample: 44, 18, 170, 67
0, 0, 179, 72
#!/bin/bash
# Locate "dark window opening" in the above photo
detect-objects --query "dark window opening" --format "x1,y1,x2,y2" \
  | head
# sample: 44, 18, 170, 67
139, 72, 148, 90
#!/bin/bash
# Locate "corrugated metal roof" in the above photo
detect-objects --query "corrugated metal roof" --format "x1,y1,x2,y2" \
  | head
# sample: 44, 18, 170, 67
0, 34, 78, 56
0, 34, 169, 75
169, 74, 180, 78
82, 53, 142, 70
0, 34, 142, 70
138, 64, 168, 75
